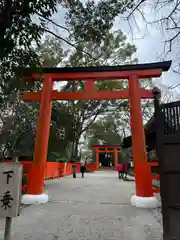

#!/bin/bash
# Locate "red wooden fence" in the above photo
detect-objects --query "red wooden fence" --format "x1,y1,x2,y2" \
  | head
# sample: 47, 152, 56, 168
3, 160, 160, 194
4, 160, 97, 192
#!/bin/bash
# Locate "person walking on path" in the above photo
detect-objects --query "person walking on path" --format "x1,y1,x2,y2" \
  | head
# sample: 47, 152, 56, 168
80, 157, 86, 178
122, 163, 128, 180
72, 160, 76, 178
117, 163, 123, 179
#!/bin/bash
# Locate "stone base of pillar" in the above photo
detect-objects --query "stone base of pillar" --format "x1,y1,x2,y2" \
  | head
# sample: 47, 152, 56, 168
130, 194, 159, 208
21, 193, 48, 204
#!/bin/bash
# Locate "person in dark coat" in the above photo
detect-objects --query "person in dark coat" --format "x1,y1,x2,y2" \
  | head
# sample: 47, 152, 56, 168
80, 158, 86, 178
72, 160, 76, 178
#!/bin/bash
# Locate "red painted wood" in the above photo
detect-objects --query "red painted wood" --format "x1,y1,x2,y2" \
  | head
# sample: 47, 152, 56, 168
3, 160, 101, 194
151, 175, 160, 180
149, 162, 159, 167
28, 77, 53, 195
129, 75, 153, 197
22, 88, 153, 101
152, 188, 160, 193
84, 79, 95, 91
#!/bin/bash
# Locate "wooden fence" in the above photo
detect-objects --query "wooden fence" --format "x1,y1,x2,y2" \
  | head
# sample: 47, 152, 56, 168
4, 160, 97, 193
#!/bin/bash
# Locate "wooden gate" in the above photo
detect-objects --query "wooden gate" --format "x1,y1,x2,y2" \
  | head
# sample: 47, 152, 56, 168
155, 100, 180, 240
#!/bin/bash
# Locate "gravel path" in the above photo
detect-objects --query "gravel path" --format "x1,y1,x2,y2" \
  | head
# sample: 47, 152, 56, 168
0, 171, 162, 240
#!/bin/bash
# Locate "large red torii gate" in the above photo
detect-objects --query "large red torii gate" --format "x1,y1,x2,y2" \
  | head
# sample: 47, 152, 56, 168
20, 61, 171, 208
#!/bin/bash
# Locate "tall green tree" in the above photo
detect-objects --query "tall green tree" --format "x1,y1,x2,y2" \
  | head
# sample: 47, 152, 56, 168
0, 0, 134, 67
0, 0, 136, 98
85, 114, 122, 149
0, 0, 135, 154
0, 0, 135, 106
0, 100, 76, 159
26, 31, 137, 158
0, 36, 73, 158
48, 101, 77, 159
85, 114, 131, 164
35, 35, 69, 67
64, 0, 134, 44
62, 29, 137, 157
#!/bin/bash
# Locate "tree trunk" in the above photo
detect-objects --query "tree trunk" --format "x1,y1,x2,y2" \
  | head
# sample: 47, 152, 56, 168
74, 138, 79, 157
71, 137, 80, 159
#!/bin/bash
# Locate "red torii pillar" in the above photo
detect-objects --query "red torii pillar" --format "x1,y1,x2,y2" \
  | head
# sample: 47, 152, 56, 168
22, 78, 53, 204
114, 148, 118, 169
95, 149, 99, 171
129, 75, 156, 208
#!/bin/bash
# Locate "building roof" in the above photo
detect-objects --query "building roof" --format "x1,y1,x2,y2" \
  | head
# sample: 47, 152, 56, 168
18, 61, 171, 75
122, 114, 176, 149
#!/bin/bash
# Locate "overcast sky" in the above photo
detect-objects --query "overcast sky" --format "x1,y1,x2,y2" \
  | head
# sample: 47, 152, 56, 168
115, 11, 178, 87
51, 2, 179, 89
49, 2, 180, 146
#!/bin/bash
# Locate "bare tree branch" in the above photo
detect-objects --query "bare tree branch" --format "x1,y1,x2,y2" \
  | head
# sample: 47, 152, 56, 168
127, 0, 146, 18
37, 13, 71, 34
126, 0, 180, 55
80, 112, 100, 135
165, 30, 180, 52
41, 27, 97, 60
